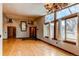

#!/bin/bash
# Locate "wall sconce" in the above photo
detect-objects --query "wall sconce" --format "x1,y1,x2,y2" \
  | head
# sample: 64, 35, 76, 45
28, 20, 34, 25
8, 18, 13, 23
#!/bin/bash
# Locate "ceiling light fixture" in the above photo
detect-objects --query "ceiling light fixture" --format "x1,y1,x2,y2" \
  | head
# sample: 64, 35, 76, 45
44, 3, 68, 13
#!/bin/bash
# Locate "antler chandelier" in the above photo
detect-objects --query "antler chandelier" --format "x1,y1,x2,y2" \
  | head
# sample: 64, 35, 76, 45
44, 3, 68, 12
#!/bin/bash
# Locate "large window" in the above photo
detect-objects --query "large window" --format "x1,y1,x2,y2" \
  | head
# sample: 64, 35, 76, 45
45, 13, 54, 23
59, 16, 78, 43
44, 24, 50, 37
50, 23, 54, 39
44, 4, 79, 44
57, 8, 71, 19
69, 4, 79, 14
44, 13, 54, 38
60, 20, 65, 40
57, 4, 79, 19
66, 17, 78, 42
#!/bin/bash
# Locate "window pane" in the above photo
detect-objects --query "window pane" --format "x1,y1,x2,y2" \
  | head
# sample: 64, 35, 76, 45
57, 4, 79, 19
45, 13, 54, 23
69, 4, 79, 14
44, 24, 50, 37
60, 20, 65, 40
66, 17, 78, 42
50, 23, 54, 39
57, 8, 70, 19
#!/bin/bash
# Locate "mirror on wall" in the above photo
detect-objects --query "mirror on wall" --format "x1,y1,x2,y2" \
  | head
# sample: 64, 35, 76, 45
20, 21, 27, 31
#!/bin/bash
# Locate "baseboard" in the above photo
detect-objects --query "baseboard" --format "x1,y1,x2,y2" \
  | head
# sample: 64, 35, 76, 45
16, 37, 40, 40
3, 39, 7, 40
16, 37, 29, 39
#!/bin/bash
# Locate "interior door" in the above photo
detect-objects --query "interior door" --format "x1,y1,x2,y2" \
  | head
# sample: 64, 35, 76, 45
8, 26, 16, 38
29, 27, 37, 38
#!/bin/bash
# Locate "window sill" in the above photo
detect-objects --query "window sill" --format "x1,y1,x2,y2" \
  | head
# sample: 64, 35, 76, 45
45, 36, 49, 38
52, 38, 57, 40
63, 40, 76, 45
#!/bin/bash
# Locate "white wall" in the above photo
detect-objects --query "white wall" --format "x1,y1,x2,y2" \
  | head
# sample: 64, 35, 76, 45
36, 16, 79, 55
3, 16, 36, 39
0, 3, 2, 56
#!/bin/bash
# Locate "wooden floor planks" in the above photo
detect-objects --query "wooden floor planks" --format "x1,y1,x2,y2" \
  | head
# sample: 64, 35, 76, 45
3, 38, 74, 56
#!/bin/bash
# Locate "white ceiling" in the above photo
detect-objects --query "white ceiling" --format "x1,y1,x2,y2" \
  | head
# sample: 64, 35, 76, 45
3, 3, 47, 17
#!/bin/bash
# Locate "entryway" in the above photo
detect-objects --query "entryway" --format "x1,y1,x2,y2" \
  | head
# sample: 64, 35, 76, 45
7, 26, 16, 38
29, 27, 37, 38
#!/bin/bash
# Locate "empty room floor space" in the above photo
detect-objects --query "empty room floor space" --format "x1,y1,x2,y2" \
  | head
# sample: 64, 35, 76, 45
3, 38, 74, 56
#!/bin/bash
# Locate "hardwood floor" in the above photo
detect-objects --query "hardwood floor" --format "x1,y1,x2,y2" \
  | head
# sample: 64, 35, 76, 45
3, 38, 74, 56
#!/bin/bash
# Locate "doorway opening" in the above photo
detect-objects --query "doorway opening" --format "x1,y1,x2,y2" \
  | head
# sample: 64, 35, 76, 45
29, 27, 37, 39
7, 26, 16, 38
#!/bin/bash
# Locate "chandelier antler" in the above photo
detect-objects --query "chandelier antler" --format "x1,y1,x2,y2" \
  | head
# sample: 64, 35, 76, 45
44, 3, 68, 12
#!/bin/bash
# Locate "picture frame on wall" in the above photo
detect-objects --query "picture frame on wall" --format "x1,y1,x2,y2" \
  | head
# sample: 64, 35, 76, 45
20, 21, 27, 31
